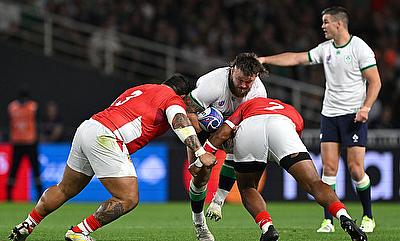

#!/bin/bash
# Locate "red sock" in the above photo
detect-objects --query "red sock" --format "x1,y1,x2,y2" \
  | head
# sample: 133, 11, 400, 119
255, 211, 272, 232
328, 201, 346, 217
72, 215, 102, 233
28, 209, 44, 225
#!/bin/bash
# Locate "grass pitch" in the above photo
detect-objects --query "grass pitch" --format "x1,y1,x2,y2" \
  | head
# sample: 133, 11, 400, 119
1, 201, 399, 241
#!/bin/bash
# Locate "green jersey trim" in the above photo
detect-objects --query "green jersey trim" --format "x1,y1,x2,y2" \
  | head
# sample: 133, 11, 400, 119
332, 35, 353, 49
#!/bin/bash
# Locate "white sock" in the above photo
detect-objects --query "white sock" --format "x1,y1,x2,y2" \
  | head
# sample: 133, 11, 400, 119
192, 211, 205, 225
336, 208, 351, 219
260, 222, 272, 234
25, 216, 38, 227
213, 188, 229, 204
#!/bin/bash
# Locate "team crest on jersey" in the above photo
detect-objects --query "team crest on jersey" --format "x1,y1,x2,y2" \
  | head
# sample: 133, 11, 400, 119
345, 55, 352, 63
218, 100, 225, 106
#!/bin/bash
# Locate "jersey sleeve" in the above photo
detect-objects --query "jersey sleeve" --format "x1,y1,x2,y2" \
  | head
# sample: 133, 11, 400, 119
226, 105, 244, 127
189, 70, 224, 109
164, 95, 186, 110
308, 43, 324, 65
357, 39, 377, 71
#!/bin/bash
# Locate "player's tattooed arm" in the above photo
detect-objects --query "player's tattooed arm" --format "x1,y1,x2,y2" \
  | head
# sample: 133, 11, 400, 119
172, 113, 202, 151
209, 123, 234, 148
94, 199, 125, 225
183, 94, 205, 113
183, 94, 205, 132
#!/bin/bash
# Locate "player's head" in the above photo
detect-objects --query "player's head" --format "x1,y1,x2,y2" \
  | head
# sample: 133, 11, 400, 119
162, 73, 195, 96
228, 52, 266, 98
321, 6, 349, 39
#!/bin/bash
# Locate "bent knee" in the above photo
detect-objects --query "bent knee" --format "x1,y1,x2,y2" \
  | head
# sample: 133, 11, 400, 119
123, 193, 139, 212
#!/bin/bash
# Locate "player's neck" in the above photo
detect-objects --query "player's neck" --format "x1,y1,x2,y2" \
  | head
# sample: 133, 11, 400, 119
333, 31, 351, 47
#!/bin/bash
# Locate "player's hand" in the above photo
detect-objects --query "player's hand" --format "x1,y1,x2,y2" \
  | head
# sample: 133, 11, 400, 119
257, 56, 267, 64
188, 153, 217, 177
199, 152, 217, 167
354, 106, 370, 123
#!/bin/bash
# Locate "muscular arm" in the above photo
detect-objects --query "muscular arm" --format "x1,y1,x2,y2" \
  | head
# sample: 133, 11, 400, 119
355, 66, 382, 122
208, 123, 235, 148
172, 113, 202, 152
258, 52, 310, 66
362, 66, 382, 109
183, 94, 206, 133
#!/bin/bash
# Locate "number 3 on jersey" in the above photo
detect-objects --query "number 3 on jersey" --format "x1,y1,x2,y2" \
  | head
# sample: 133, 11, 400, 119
113, 90, 143, 106
264, 101, 284, 111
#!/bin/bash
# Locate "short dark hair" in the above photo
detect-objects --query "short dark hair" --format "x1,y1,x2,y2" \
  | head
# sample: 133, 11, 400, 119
230, 52, 267, 76
321, 6, 349, 26
162, 73, 195, 95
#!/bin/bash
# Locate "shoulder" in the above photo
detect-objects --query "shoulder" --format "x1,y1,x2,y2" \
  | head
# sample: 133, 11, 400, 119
198, 67, 229, 83
318, 40, 333, 49
351, 36, 372, 49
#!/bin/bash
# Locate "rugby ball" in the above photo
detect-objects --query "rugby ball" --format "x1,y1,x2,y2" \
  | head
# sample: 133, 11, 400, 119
197, 106, 224, 132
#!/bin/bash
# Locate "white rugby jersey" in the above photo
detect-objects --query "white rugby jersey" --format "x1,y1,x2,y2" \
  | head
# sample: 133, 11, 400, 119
190, 67, 267, 116
308, 36, 377, 117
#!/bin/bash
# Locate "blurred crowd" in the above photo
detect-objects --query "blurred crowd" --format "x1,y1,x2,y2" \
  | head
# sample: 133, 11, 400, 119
6, 0, 400, 128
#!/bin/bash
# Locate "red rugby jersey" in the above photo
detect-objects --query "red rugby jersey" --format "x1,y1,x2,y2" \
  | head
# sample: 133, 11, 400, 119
227, 97, 304, 136
92, 84, 185, 153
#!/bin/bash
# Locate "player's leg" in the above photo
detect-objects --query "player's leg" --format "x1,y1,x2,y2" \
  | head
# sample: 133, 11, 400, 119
319, 142, 340, 232
9, 122, 94, 241
229, 116, 279, 241
206, 152, 235, 222
27, 143, 43, 200
188, 147, 215, 241
7, 144, 24, 201
341, 114, 374, 232
281, 154, 366, 241
66, 176, 138, 241
318, 114, 341, 232
65, 119, 139, 241
8, 165, 92, 241
236, 169, 279, 241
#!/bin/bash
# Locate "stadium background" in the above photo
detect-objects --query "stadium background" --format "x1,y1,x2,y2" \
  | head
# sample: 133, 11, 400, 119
0, 0, 399, 220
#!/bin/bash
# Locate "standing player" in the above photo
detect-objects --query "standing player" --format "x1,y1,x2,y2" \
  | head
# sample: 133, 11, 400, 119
197, 97, 367, 241
9, 74, 216, 241
184, 52, 267, 241
257, 6, 381, 233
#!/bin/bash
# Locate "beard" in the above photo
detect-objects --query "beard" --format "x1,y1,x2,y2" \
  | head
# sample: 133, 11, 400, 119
228, 76, 249, 98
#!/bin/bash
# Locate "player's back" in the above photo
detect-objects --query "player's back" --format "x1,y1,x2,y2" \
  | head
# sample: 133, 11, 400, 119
228, 97, 304, 135
92, 84, 184, 153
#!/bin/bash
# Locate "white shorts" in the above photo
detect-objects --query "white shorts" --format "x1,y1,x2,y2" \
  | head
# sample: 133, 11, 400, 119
233, 114, 308, 166
66, 119, 137, 178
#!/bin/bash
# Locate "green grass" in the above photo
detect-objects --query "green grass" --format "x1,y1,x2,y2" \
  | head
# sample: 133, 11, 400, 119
1, 201, 399, 241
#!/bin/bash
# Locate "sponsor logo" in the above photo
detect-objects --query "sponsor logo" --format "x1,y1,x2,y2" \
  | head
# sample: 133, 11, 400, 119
326, 55, 332, 63
352, 134, 359, 143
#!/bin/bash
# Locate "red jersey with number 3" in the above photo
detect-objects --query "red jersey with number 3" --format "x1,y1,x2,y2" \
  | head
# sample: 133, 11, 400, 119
92, 84, 185, 153
227, 97, 304, 136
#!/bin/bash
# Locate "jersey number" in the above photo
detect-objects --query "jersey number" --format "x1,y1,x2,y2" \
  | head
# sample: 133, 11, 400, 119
113, 90, 143, 106
264, 101, 284, 111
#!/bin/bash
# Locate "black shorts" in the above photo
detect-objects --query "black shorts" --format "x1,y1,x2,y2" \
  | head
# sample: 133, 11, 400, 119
320, 113, 367, 147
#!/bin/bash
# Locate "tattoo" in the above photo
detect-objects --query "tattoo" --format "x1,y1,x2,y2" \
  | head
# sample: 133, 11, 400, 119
172, 113, 202, 151
183, 94, 205, 113
94, 199, 125, 225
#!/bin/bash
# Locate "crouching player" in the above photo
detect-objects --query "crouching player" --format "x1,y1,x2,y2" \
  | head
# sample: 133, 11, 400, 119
193, 97, 367, 241
9, 74, 216, 241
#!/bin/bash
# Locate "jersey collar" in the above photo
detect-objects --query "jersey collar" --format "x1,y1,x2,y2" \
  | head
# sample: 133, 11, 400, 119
332, 35, 353, 49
